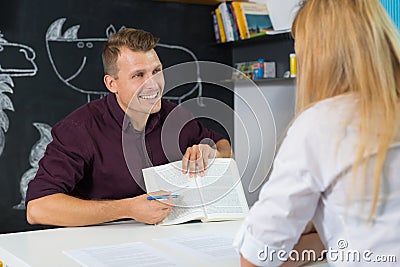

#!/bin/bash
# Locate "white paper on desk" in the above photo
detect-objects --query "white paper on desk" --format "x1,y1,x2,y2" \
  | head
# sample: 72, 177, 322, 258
154, 234, 238, 260
63, 242, 184, 267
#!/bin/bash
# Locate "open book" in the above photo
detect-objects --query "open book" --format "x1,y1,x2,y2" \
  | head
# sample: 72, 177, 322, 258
142, 158, 249, 226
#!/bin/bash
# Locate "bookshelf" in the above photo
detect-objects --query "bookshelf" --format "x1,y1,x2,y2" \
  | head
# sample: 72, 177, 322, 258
154, 0, 248, 5
212, 0, 295, 79
216, 32, 294, 80
231, 33, 294, 79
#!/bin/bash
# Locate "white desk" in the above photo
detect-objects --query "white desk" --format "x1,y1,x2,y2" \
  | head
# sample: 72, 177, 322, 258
0, 220, 329, 267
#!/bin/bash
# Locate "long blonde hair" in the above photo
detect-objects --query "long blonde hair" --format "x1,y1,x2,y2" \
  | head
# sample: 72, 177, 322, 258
292, 0, 400, 219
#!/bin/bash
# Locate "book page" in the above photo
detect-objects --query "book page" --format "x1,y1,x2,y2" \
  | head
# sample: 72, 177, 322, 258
197, 158, 249, 221
142, 162, 205, 225
63, 242, 184, 267
142, 159, 249, 225
154, 234, 238, 260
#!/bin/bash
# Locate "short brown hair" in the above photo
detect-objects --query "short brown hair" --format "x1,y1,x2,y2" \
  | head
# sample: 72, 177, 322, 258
102, 28, 159, 77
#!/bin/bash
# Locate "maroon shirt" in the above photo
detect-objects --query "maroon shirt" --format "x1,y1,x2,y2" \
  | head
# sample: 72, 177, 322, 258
26, 94, 223, 203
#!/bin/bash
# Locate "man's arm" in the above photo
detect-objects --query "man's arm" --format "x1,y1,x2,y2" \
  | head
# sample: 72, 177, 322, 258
26, 192, 173, 227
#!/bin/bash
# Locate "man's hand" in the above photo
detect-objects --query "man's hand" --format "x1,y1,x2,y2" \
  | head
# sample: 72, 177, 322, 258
26, 191, 175, 227
182, 144, 216, 177
128, 191, 174, 224
182, 139, 231, 177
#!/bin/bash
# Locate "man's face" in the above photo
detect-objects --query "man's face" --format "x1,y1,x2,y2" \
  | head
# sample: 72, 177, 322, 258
107, 47, 164, 116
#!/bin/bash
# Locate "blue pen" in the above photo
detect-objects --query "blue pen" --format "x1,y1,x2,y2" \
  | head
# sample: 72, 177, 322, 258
147, 194, 179, 200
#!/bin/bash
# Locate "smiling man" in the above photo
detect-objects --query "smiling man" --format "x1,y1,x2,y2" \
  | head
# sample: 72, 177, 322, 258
25, 28, 231, 227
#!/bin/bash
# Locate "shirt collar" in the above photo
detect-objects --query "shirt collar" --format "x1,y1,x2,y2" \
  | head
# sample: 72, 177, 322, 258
146, 112, 161, 134
107, 93, 161, 134
107, 93, 125, 129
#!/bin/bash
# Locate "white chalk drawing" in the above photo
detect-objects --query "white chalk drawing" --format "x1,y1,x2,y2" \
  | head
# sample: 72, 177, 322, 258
46, 18, 203, 105
0, 32, 39, 211
0, 75, 14, 156
157, 43, 204, 106
0, 32, 38, 156
46, 18, 114, 102
14, 122, 53, 210
0, 32, 38, 77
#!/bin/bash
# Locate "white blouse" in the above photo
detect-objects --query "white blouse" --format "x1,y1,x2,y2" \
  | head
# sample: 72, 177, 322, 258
234, 94, 400, 266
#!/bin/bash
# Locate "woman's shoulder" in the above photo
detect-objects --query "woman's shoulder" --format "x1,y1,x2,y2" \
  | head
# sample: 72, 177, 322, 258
297, 94, 357, 126
287, 94, 358, 142
313, 93, 356, 111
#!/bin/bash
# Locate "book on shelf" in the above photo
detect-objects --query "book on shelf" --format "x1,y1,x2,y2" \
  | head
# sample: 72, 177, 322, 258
211, 10, 221, 43
212, 1, 272, 41
227, 2, 241, 41
143, 158, 249, 226
236, 2, 273, 39
233, 61, 257, 80
231, 1, 247, 40
233, 60, 276, 80
215, 7, 227, 43
218, 2, 236, 42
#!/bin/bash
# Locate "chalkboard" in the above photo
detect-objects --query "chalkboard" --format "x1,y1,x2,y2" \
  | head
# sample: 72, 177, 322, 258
0, 0, 233, 233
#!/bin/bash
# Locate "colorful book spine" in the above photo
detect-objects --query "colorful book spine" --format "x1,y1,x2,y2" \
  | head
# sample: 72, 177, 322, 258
211, 10, 221, 43
227, 2, 240, 41
215, 8, 226, 43
232, 1, 248, 40
218, 2, 235, 42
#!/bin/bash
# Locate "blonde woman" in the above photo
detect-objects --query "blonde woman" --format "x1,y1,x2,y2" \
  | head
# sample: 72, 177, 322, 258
234, 0, 400, 266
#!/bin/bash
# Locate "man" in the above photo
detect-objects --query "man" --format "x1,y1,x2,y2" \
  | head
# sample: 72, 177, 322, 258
26, 28, 231, 226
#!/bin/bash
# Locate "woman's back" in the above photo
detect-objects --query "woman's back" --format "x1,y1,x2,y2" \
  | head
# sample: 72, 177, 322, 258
274, 94, 400, 265
235, 0, 400, 266
308, 96, 400, 264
